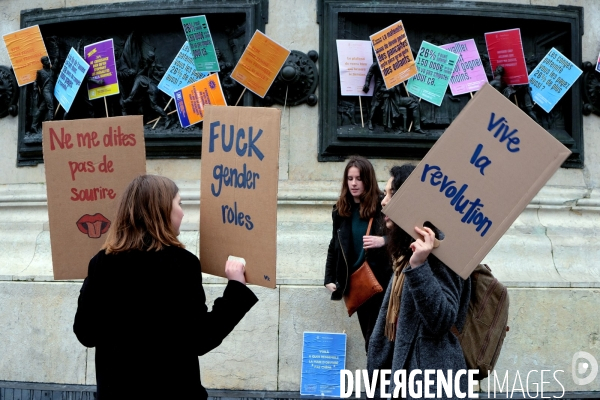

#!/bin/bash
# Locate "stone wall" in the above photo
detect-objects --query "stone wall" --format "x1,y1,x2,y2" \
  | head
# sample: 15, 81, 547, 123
1, 0, 600, 395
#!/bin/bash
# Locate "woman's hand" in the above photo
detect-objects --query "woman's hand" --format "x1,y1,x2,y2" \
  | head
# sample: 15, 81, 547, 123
409, 226, 435, 268
225, 260, 246, 284
325, 283, 337, 293
363, 235, 385, 249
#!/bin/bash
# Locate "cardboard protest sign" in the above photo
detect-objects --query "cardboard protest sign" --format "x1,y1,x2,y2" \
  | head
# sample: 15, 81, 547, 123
485, 28, 528, 85
369, 21, 417, 89
54, 48, 90, 113
301, 332, 346, 397
181, 15, 219, 72
336, 40, 374, 96
173, 74, 226, 128
440, 39, 488, 96
42, 116, 146, 280
200, 105, 280, 288
84, 39, 119, 100
158, 42, 209, 97
230, 30, 290, 98
529, 48, 582, 113
2, 26, 49, 86
382, 84, 571, 279
406, 41, 458, 106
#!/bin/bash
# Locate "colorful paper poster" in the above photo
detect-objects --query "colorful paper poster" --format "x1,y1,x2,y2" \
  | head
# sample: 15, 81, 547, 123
42, 116, 146, 280
173, 74, 226, 128
2, 26, 49, 86
84, 39, 119, 100
369, 20, 417, 89
485, 28, 529, 85
200, 105, 280, 288
382, 84, 571, 279
181, 15, 219, 72
596, 52, 600, 73
529, 48, 582, 113
336, 40, 374, 96
231, 30, 290, 98
440, 39, 488, 96
406, 41, 458, 106
54, 48, 90, 113
158, 42, 209, 97
300, 332, 347, 397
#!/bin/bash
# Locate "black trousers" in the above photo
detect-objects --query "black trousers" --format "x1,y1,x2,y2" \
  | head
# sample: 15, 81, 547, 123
356, 291, 386, 354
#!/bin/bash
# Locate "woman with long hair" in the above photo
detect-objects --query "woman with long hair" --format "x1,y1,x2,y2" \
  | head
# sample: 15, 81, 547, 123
74, 175, 258, 400
367, 165, 471, 399
324, 156, 392, 353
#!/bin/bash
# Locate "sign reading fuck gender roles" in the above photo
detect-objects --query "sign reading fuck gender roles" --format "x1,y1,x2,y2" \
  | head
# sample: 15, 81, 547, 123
407, 41, 458, 106
54, 48, 90, 113
158, 42, 209, 97
440, 39, 488, 96
528, 48, 582, 113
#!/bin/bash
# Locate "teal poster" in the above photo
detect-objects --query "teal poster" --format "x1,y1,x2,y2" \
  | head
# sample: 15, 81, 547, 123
181, 15, 219, 72
406, 41, 458, 106
529, 48, 582, 113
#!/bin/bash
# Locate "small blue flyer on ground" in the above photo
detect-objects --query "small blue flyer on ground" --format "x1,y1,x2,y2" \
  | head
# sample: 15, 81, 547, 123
301, 332, 347, 397
528, 47, 582, 113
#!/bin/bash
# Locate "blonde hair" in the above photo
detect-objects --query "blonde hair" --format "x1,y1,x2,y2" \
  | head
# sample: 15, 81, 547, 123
103, 175, 184, 254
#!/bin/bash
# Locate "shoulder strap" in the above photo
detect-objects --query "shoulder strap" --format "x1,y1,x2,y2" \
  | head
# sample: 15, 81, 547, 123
365, 218, 373, 236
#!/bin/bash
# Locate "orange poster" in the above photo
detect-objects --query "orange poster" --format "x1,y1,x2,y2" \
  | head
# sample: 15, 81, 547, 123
231, 30, 290, 98
174, 73, 227, 127
369, 21, 417, 89
3, 26, 49, 86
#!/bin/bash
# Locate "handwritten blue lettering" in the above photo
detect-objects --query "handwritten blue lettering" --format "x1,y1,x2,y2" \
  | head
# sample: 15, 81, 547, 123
487, 113, 520, 153
470, 143, 492, 175
221, 201, 254, 230
208, 120, 265, 160
421, 164, 492, 237
211, 163, 260, 197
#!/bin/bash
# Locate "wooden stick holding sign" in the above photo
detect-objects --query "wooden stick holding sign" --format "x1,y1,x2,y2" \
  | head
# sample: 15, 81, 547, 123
359, 96, 364, 128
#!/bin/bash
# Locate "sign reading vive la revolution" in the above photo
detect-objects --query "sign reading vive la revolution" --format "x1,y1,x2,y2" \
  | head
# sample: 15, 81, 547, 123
383, 83, 571, 279
200, 105, 280, 288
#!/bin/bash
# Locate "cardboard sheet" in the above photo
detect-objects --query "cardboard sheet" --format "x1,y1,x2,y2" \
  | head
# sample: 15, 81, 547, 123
382, 83, 571, 279
200, 105, 280, 288
43, 116, 146, 279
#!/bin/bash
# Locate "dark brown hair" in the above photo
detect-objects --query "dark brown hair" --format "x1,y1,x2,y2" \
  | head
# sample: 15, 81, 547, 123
386, 164, 417, 259
336, 156, 382, 219
103, 175, 184, 254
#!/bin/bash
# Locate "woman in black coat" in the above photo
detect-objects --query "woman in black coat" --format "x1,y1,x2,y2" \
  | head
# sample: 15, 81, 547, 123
324, 156, 392, 353
74, 175, 258, 400
367, 165, 471, 399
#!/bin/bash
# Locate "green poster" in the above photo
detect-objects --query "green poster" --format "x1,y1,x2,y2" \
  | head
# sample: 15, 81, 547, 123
406, 41, 458, 106
181, 15, 220, 73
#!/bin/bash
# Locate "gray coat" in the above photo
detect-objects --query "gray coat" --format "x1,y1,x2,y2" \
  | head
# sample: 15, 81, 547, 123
367, 255, 471, 399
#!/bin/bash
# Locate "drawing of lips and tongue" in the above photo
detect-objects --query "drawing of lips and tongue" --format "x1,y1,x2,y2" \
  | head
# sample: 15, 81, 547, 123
76, 213, 111, 238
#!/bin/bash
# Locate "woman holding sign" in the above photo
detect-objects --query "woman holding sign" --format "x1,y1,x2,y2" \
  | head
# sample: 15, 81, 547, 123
74, 175, 258, 400
324, 156, 392, 353
367, 165, 471, 398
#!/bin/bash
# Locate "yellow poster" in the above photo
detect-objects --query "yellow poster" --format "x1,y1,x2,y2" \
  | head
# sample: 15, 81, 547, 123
231, 30, 290, 98
174, 74, 227, 127
369, 21, 417, 89
3, 26, 49, 86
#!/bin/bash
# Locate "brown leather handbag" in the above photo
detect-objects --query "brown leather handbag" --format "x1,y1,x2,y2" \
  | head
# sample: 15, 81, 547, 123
343, 218, 383, 317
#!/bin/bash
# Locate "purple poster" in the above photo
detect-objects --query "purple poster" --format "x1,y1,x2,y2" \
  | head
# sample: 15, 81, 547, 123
441, 39, 488, 96
84, 39, 119, 100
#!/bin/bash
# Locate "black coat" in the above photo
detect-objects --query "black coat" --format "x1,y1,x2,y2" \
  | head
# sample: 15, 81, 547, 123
324, 203, 392, 300
73, 246, 258, 400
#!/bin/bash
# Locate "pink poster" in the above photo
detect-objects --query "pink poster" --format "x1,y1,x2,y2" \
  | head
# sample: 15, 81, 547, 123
441, 39, 488, 96
485, 28, 529, 85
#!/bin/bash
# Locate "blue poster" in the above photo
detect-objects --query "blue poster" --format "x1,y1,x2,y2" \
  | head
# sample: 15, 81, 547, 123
53, 48, 89, 112
301, 332, 346, 397
158, 42, 209, 97
529, 48, 582, 113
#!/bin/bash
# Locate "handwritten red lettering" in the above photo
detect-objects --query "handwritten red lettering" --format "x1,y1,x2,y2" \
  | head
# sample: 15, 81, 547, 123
49, 128, 74, 151
70, 187, 116, 201
76, 131, 100, 148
